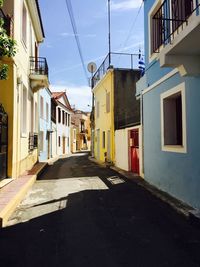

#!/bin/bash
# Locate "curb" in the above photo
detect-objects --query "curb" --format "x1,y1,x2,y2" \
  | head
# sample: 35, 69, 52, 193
0, 162, 48, 227
88, 156, 200, 225
0, 174, 37, 227
110, 165, 198, 219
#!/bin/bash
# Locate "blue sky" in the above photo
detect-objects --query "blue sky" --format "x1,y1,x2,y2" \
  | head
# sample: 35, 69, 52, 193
39, 0, 144, 110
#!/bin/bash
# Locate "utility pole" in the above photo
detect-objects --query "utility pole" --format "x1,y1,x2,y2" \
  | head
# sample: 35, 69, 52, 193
87, 62, 97, 158
108, 0, 111, 66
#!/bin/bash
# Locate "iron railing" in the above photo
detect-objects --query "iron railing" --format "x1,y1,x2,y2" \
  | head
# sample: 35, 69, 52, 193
0, 104, 8, 179
30, 57, 49, 77
29, 133, 38, 152
92, 52, 142, 88
0, 8, 13, 37
152, 0, 200, 53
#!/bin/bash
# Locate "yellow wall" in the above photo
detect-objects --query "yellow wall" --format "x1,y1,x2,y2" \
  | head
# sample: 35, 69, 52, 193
93, 69, 115, 163
0, 62, 14, 177
0, 0, 42, 178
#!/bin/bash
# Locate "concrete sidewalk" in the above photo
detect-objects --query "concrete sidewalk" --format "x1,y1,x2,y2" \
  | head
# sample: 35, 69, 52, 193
0, 162, 48, 227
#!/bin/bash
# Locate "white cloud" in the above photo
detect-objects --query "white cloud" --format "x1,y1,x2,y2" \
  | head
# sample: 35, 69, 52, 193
60, 32, 96, 38
50, 84, 92, 111
117, 41, 144, 52
51, 54, 106, 76
111, 0, 142, 11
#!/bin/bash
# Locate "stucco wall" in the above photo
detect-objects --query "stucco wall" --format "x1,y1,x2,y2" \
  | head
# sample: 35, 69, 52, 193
143, 72, 200, 209
114, 69, 141, 129
39, 89, 51, 162
94, 70, 115, 163
56, 106, 71, 156
115, 129, 129, 171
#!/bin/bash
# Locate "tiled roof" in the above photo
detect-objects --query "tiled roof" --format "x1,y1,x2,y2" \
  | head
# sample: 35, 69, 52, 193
51, 92, 65, 100
51, 91, 72, 111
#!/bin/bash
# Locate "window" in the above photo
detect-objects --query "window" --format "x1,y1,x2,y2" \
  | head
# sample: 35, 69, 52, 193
62, 110, 65, 124
34, 102, 37, 132
102, 131, 105, 149
40, 96, 44, 119
65, 113, 68, 126
150, 0, 194, 57
81, 121, 84, 132
30, 96, 34, 133
22, 2, 27, 46
39, 131, 44, 151
46, 103, 49, 122
29, 22, 33, 56
97, 101, 100, 118
106, 92, 110, 113
21, 86, 27, 136
68, 114, 70, 126
58, 108, 61, 123
58, 136, 61, 147
161, 83, 187, 153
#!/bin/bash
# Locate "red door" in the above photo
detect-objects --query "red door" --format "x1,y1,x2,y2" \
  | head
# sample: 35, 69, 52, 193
130, 129, 139, 174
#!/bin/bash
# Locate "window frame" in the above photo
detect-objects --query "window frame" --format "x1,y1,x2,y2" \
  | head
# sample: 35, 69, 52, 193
22, 1, 27, 47
58, 107, 61, 123
106, 92, 110, 113
40, 96, 44, 119
160, 82, 187, 153
102, 131, 105, 149
21, 85, 28, 137
46, 102, 49, 122
148, 0, 163, 62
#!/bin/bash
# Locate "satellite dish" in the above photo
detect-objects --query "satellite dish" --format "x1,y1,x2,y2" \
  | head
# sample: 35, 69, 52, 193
87, 62, 97, 74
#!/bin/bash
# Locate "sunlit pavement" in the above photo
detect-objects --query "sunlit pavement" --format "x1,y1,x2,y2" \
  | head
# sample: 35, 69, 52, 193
0, 153, 200, 267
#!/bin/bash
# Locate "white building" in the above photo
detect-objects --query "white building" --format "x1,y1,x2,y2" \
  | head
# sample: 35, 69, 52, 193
52, 92, 72, 156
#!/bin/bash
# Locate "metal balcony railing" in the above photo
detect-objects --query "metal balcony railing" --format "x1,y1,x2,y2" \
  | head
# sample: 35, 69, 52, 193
30, 57, 49, 77
92, 52, 141, 88
152, 0, 200, 53
29, 133, 38, 152
0, 8, 13, 37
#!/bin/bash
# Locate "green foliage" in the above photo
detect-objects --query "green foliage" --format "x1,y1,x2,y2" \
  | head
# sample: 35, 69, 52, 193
0, 0, 4, 8
0, 0, 17, 80
0, 63, 8, 79
0, 34, 16, 57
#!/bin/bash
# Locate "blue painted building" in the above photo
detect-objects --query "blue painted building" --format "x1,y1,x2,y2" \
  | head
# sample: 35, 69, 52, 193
38, 88, 52, 162
137, 0, 200, 209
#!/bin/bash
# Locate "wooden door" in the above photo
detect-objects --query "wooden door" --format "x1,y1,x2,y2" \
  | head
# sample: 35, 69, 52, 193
63, 137, 65, 154
130, 129, 139, 174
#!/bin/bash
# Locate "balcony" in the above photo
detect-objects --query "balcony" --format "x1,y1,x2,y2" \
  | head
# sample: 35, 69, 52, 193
30, 57, 49, 91
0, 9, 13, 37
92, 52, 142, 88
152, 0, 200, 76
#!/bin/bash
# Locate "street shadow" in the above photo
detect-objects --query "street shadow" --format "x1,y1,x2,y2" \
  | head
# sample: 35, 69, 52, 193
0, 181, 200, 267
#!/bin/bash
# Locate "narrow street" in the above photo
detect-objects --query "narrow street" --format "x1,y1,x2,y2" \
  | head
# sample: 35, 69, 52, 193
0, 153, 200, 267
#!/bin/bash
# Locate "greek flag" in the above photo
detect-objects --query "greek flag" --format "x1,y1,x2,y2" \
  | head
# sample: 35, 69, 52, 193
138, 49, 145, 75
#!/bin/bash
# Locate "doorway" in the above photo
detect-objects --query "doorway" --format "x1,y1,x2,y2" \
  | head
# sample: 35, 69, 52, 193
130, 129, 139, 175
0, 104, 8, 179
63, 137, 66, 154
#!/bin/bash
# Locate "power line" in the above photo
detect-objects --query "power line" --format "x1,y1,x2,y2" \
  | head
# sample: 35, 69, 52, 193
65, 0, 89, 84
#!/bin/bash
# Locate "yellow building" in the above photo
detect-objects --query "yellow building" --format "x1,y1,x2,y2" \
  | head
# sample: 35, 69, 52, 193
0, 0, 49, 180
93, 69, 115, 163
71, 110, 91, 152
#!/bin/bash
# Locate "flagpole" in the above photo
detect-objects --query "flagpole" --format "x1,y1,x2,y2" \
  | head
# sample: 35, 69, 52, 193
108, 0, 111, 66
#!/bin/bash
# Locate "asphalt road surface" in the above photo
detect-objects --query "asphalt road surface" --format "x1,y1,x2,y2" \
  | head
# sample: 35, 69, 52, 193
0, 153, 200, 267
